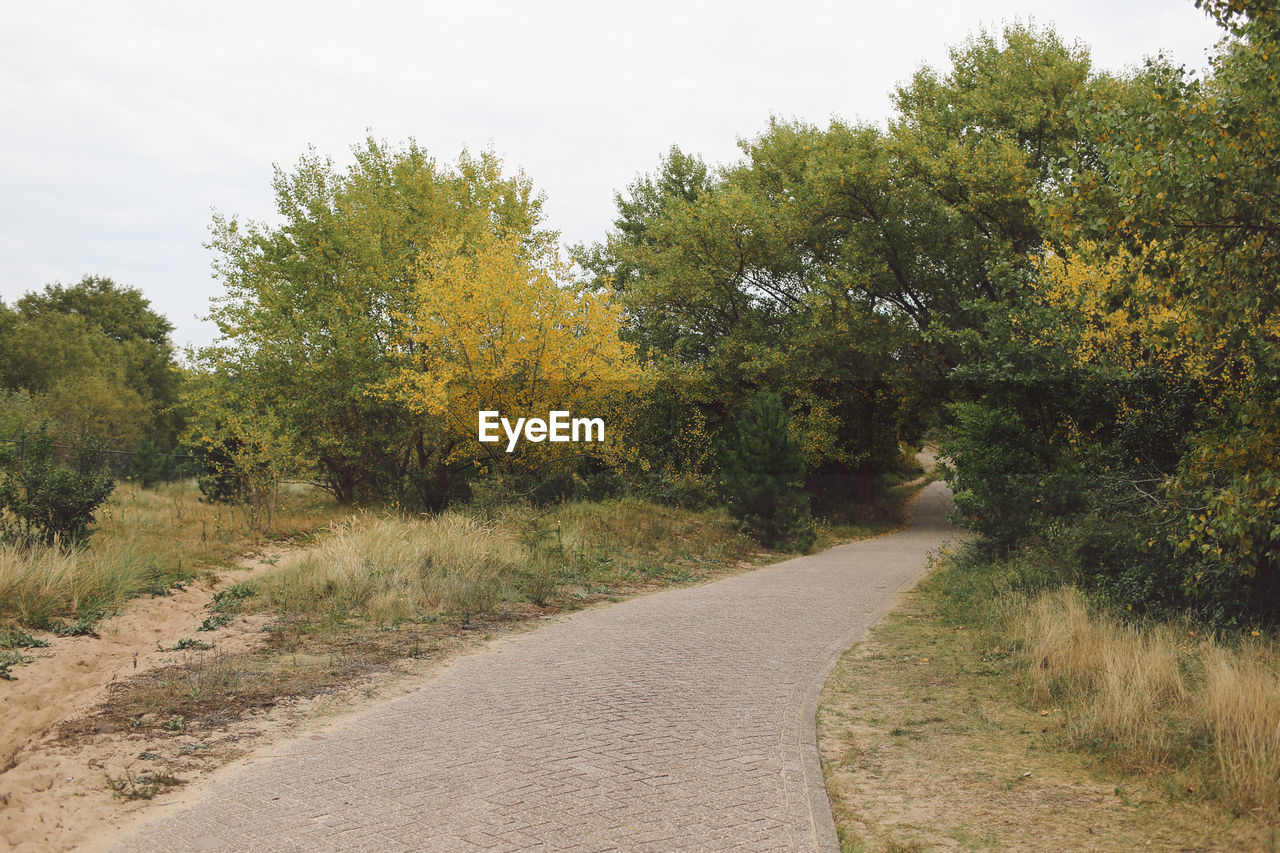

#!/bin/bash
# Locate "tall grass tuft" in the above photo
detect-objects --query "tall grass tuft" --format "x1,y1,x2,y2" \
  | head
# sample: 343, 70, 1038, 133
260, 513, 522, 625
1197, 645, 1280, 817
258, 499, 761, 627
1019, 586, 1280, 820
0, 540, 159, 628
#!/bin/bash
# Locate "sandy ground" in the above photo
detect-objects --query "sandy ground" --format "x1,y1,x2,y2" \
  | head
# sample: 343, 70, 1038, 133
0, 547, 316, 851
0, 546, 724, 851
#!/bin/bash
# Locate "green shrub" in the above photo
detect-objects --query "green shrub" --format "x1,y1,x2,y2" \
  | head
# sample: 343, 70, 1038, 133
0, 423, 114, 545
940, 401, 1091, 550
1159, 409, 1280, 627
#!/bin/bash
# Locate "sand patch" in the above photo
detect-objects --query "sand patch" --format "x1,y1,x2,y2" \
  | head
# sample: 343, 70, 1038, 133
0, 546, 307, 851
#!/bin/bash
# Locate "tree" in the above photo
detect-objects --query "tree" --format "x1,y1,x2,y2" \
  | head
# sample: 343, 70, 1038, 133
182, 366, 295, 530
719, 391, 814, 551
581, 124, 915, 507
380, 230, 644, 492
16, 275, 174, 348
0, 277, 182, 449
1021, 5, 1280, 622
581, 25, 1098, 512
203, 137, 559, 508
577, 145, 711, 307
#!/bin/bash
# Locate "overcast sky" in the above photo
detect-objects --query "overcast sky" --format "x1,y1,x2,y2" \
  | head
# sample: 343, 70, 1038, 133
1, 1, 1224, 350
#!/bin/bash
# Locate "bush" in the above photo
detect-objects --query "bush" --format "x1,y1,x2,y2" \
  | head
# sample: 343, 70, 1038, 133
718, 391, 815, 551
0, 424, 114, 545
1159, 408, 1280, 627
193, 436, 254, 504
940, 401, 1088, 550
192, 434, 285, 532
631, 467, 719, 510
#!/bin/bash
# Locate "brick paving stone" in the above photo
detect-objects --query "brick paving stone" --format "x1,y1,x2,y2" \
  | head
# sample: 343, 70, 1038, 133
109, 481, 955, 852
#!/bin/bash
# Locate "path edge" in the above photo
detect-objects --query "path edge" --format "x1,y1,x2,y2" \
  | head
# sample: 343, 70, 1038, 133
798, 487, 948, 851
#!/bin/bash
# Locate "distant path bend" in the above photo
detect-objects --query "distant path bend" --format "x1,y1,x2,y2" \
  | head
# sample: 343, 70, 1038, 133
111, 479, 956, 852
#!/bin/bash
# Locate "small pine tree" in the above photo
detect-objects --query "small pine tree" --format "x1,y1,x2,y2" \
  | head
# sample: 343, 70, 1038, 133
718, 391, 815, 551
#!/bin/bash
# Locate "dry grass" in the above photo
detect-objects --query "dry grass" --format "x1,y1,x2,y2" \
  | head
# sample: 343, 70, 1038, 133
257, 498, 764, 627
1020, 587, 1280, 822
69, 638, 410, 739
96, 479, 345, 576
0, 540, 160, 628
529, 496, 764, 578
260, 512, 522, 625
821, 541, 1279, 848
1201, 645, 1280, 818
819, 586, 1274, 852
0, 479, 345, 631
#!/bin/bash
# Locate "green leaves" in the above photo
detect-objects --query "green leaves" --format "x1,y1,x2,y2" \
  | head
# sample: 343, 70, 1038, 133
577, 23, 1109, 524
1161, 400, 1280, 622
0, 423, 114, 546
200, 137, 557, 508
942, 10, 1280, 625
0, 277, 181, 451
719, 391, 814, 551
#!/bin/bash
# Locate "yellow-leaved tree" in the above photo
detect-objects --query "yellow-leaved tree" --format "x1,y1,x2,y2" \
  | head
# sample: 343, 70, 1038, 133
1034, 241, 1274, 400
383, 232, 647, 492
1032, 238, 1280, 616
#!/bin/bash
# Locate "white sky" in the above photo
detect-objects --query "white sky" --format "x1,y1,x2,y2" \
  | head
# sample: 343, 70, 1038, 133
1, 1, 1223, 350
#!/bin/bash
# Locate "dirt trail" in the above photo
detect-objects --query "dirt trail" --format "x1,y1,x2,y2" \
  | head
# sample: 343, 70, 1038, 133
0, 547, 305, 851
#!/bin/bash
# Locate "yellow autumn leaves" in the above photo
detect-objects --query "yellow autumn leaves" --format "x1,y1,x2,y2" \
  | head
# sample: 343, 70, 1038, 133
380, 232, 646, 469
1033, 241, 1276, 402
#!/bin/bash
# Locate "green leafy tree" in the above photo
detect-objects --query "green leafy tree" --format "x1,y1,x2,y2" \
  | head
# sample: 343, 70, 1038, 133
129, 438, 184, 488
0, 277, 183, 449
582, 126, 915, 506
583, 25, 1096, 513
577, 145, 711, 309
203, 137, 555, 508
182, 363, 296, 535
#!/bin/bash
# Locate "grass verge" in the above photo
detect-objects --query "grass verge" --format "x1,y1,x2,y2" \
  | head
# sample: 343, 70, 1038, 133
1022, 587, 1280, 821
257, 498, 765, 628
819, 543, 1279, 851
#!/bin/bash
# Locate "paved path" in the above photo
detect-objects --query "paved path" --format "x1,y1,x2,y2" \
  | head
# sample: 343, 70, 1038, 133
111, 480, 955, 852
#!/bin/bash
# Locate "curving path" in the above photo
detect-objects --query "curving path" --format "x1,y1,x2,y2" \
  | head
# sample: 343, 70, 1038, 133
109, 479, 955, 852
